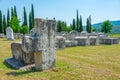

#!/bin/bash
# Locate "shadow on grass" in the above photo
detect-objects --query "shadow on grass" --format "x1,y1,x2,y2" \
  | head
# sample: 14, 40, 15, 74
6, 70, 35, 76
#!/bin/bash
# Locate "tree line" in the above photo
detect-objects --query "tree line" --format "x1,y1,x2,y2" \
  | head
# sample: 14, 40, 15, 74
0, 6, 112, 34
0, 4, 34, 34
57, 9, 113, 33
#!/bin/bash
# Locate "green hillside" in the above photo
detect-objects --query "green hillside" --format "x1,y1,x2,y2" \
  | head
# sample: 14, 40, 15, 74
92, 20, 120, 33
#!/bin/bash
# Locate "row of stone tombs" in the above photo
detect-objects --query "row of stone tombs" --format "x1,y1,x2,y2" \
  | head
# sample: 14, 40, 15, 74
0, 27, 119, 47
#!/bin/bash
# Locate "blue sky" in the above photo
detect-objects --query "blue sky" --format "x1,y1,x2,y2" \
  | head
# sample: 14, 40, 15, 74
0, 0, 120, 25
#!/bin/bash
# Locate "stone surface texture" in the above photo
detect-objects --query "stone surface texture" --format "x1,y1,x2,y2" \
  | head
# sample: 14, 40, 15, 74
55, 36, 66, 49
6, 27, 14, 40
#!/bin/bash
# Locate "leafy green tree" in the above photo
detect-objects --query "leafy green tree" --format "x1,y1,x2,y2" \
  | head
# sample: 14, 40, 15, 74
72, 18, 76, 30
7, 9, 10, 26
61, 22, 68, 31
22, 7, 27, 26
21, 25, 29, 35
29, 12, 33, 31
101, 20, 113, 33
68, 24, 72, 32
92, 28, 97, 32
79, 15, 83, 32
76, 9, 79, 31
9, 16, 20, 33
0, 10, 3, 33
31, 4, 34, 28
3, 15, 7, 34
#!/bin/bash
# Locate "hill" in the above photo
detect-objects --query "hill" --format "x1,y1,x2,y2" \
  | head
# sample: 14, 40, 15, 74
92, 20, 120, 33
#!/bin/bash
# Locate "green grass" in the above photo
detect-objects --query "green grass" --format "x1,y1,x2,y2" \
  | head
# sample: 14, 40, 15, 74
109, 33, 120, 38
0, 37, 120, 80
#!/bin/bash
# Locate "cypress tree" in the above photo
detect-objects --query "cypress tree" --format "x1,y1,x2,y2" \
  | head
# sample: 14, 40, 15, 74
11, 7, 14, 20
86, 16, 92, 33
29, 12, 33, 31
31, 4, 34, 27
86, 18, 89, 32
14, 6, 17, 18
79, 15, 83, 32
89, 15, 91, 33
3, 15, 7, 34
57, 20, 61, 32
76, 9, 79, 31
7, 9, 10, 26
23, 6, 27, 26
0, 10, 3, 33
72, 18, 75, 30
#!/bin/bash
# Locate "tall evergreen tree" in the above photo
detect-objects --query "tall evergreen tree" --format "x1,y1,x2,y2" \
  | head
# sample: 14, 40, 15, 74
3, 15, 7, 34
86, 16, 92, 33
14, 6, 18, 18
72, 18, 75, 30
86, 18, 89, 32
57, 20, 62, 32
88, 15, 91, 33
79, 15, 83, 32
76, 9, 79, 31
29, 12, 33, 31
23, 7, 27, 26
7, 9, 10, 26
11, 7, 14, 20
0, 10, 3, 33
31, 4, 34, 27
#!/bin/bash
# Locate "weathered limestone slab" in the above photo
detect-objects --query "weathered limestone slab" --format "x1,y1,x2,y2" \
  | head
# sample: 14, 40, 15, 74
89, 36, 99, 45
100, 38, 119, 45
65, 40, 78, 47
68, 30, 79, 41
55, 36, 66, 49
34, 18, 56, 70
6, 27, 14, 40
11, 42, 34, 64
80, 31, 89, 36
14, 33, 23, 39
74, 36, 90, 46
0, 33, 4, 38
5, 58, 34, 70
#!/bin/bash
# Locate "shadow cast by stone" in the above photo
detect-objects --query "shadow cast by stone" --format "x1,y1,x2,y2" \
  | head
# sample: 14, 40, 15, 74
6, 70, 35, 76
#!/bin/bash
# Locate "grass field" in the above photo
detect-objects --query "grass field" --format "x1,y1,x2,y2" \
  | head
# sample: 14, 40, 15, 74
109, 33, 120, 38
0, 36, 120, 80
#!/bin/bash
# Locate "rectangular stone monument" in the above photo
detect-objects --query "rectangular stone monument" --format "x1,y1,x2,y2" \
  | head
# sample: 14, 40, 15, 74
74, 36, 90, 46
34, 18, 56, 71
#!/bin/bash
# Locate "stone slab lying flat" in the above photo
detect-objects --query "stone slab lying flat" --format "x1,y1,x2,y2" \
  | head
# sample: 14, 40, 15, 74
5, 58, 35, 70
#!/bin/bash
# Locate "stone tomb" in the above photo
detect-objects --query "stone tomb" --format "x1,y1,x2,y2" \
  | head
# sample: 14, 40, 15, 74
100, 37, 119, 45
5, 19, 57, 71
67, 30, 79, 41
75, 36, 90, 46
89, 32, 99, 45
0, 33, 5, 38
6, 27, 14, 40
55, 36, 66, 49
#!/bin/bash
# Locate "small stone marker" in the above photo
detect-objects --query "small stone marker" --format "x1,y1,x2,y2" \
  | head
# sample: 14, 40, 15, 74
6, 27, 14, 40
